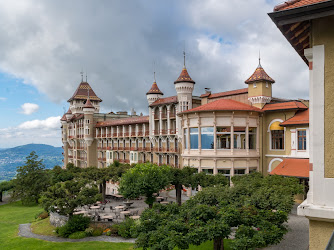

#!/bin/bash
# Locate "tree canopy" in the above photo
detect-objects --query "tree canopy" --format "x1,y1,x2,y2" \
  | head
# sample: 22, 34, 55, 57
12, 151, 50, 204
135, 173, 303, 250
41, 179, 101, 217
119, 163, 171, 208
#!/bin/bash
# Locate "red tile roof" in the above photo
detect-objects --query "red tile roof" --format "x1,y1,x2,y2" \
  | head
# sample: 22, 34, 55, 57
202, 88, 248, 99
68, 82, 102, 102
174, 67, 195, 84
280, 109, 309, 126
245, 63, 275, 84
60, 114, 67, 121
84, 98, 94, 109
146, 82, 163, 95
150, 96, 178, 106
262, 101, 308, 111
96, 116, 149, 127
182, 99, 262, 114
66, 108, 72, 114
274, 0, 329, 11
270, 158, 309, 178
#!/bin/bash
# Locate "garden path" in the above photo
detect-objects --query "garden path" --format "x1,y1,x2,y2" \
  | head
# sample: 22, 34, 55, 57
18, 223, 135, 243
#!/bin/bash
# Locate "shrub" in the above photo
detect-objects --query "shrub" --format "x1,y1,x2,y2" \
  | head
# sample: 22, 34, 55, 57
85, 227, 94, 236
118, 218, 138, 238
109, 224, 119, 235
68, 231, 86, 239
92, 227, 103, 236
106, 230, 112, 236
56, 215, 90, 238
35, 211, 49, 220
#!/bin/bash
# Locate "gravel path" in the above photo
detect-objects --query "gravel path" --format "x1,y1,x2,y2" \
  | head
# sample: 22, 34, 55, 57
18, 223, 135, 243
263, 204, 309, 250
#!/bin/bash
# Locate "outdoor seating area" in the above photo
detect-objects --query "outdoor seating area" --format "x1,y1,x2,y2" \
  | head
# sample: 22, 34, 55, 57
72, 192, 176, 223
72, 195, 147, 223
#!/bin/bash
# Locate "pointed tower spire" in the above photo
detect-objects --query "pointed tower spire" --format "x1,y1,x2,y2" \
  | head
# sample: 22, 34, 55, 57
245, 58, 275, 84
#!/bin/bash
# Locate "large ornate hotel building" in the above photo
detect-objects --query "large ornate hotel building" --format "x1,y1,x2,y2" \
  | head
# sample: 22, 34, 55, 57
61, 59, 310, 184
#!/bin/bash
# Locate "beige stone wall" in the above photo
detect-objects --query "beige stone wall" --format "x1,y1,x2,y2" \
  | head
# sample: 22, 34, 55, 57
313, 16, 334, 178
309, 219, 334, 250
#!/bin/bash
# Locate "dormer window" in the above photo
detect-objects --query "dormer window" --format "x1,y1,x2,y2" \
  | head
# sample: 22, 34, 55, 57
266, 82, 269, 88
253, 83, 257, 88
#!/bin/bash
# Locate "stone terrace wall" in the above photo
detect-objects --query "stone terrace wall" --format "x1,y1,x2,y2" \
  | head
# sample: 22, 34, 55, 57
50, 212, 68, 227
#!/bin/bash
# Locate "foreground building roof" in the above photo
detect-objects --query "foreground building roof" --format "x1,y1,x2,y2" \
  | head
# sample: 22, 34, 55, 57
281, 109, 309, 126
181, 99, 262, 114
68, 81, 102, 102
262, 101, 308, 111
271, 158, 309, 178
96, 116, 149, 127
274, 0, 329, 11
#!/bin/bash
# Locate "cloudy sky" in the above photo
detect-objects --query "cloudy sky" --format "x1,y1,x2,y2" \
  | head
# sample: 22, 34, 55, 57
0, 0, 309, 148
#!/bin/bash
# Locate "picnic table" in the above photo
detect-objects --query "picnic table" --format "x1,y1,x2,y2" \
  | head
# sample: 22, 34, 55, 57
73, 210, 88, 215
120, 210, 131, 217
100, 215, 113, 221
90, 205, 101, 210
115, 205, 125, 211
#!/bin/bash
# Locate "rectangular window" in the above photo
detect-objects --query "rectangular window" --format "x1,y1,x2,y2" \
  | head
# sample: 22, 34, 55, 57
202, 169, 213, 174
216, 127, 231, 149
249, 127, 257, 149
249, 168, 257, 173
190, 128, 199, 149
184, 128, 188, 149
271, 130, 284, 150
201, 127, 214, 149
234, 169, 245, 175
218, 169, 230, 181
234, 127, 246, 149
298, 130, 307, 150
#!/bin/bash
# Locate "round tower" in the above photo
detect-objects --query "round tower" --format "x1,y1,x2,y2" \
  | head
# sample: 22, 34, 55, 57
174, 54, 195, 112
83, 98, 95, 147
146, 80, 163, 105
245, 58, 275, 109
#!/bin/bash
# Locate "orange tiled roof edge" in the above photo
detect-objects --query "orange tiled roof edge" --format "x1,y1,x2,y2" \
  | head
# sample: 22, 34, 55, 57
150, 96, 178, 107
274, 0, 329, 11
202, 88, 248, 99
245, 63, 275, 84
68, 82, 102, 102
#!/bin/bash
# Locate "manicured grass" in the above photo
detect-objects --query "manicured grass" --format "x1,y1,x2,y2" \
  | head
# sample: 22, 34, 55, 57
31, 217, 57, 236
0, 201, 232, 250
0, 202, 134, 250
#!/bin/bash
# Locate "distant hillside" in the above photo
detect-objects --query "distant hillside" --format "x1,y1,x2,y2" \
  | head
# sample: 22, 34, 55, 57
0, 144, 63, 181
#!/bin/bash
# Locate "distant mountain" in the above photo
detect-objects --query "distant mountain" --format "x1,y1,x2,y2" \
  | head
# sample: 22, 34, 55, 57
0, 144, 63, 181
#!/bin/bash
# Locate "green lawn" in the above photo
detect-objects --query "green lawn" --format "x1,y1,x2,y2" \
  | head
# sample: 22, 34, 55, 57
0, 202, 231, 250
31, 217, 57, 236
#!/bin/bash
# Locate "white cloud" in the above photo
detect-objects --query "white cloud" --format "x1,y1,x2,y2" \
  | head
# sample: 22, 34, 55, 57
20, 103, 39, 115
18, 116, 60, 130
0, 116, 61, 147
0, 97, 7, 101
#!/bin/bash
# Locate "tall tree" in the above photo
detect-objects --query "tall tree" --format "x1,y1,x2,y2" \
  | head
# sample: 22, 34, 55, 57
135, 173, 303, 250
12, 151, 50, 204
119, 163, 171, 208
41, 179, 101, 218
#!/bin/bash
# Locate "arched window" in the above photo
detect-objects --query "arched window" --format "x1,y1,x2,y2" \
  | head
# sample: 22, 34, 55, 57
269, 120, 285, 150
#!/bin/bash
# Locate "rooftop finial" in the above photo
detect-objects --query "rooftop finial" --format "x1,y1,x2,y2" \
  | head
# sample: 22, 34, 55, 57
153, 60, 156, 82
86, 68, 88, 82
80, 68, 84, 82
258, 50, 261, 68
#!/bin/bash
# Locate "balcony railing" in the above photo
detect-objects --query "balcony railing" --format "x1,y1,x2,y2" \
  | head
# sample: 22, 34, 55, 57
124, 132, 129, 136
161, 113, 167, 119
161, 129, 167, 135
98, 157, 106, 161
113, 133, 117, 137
170, 129, 176, 134
170, 113, 176, 118
130, 147, 138, 151
131, 132, 136, 136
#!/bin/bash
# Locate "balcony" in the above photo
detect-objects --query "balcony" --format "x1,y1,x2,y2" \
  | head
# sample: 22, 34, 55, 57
131, 132, 136, 137
154, 114, 159, 120
68, 136, 74, 139
113, 133, 117, 137
170, 113, 176, 119
161, 113, 167, 119
124, 147, 130, 151
130, 147, 138, 151
106, 147, 111, 150
169, 129, 176, 135
98, 157, 106, 161
161, 129, 167, 135
107, 133, 112, 138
